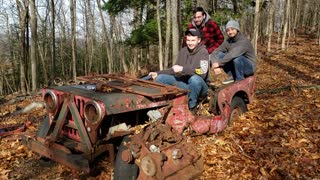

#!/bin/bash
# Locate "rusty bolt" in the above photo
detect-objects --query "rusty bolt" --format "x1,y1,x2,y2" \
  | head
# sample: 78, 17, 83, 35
121, 149, 133, 163
172, 149, 183, 160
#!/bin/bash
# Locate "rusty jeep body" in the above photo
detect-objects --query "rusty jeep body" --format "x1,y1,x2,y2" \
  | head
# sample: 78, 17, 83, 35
22, 73, 255, 179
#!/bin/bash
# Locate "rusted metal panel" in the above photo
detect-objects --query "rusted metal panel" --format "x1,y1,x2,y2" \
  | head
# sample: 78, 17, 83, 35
124, 122, 204, 180
48, 84, 183, 115
22, 136, 91, 173
0, 121, 31, 137
23, 73, 256, 177
77, 74, 187, 98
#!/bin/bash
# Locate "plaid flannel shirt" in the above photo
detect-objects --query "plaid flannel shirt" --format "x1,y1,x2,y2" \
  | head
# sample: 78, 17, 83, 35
186, 19, 224, 54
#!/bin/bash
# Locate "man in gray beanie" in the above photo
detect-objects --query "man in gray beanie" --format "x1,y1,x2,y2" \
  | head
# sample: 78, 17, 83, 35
211, 19, 256, 84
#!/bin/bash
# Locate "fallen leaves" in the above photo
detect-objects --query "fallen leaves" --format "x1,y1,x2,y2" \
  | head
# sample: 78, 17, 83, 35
0, 35, 319, 179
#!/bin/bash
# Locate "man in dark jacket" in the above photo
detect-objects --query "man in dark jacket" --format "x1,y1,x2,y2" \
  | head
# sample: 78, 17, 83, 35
211, 20, 256, 84
186, 7, 224, 55
147, 29, 209, 111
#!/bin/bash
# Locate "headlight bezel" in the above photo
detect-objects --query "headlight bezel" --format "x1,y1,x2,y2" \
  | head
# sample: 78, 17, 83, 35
84, 100, 103, 124
43, 90, 58, 113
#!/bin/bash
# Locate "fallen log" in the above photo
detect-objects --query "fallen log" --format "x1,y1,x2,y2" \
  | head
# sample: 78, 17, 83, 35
12, 102, 45, 115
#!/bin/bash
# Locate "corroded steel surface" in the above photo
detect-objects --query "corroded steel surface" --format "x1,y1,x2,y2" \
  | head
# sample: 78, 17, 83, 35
23, 73, 255, 176
0, 121, 31, 137
22, 135, 91, 172
50, 74, 188, 115
166, 76, 256, 134
76, 74, 188, 98
124, 122, 204, 179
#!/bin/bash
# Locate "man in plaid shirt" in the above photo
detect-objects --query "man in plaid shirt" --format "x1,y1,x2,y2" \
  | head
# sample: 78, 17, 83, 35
186, 7, 224, 55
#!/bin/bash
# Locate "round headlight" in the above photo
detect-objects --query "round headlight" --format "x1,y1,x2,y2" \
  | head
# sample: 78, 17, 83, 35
44, 90, 58, 113
84, 101, 102, 124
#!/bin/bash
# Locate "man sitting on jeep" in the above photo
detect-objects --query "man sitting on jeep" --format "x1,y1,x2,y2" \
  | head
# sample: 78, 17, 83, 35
211, 20, 256, 84
147, 28, 209, 112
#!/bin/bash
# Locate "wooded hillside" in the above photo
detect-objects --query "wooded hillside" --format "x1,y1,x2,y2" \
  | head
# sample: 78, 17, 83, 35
0, 0, 319, 95
0, 33, 319, 179
0, 0, 319, 179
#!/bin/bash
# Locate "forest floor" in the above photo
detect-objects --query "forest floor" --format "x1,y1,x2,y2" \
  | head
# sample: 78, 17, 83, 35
0, 34, 319, 179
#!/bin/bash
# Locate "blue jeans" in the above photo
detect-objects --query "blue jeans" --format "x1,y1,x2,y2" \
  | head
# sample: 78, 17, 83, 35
215, 52, 254, 81
155, 74, 208, 109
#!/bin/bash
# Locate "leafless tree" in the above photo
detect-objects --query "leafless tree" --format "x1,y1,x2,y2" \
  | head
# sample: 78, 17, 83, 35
16, 0, 29, 94
30, 0, 37, 91
171, 0, 179, 64
70, 0, 77, 80
253, 0, 261, 55
164, 0, 171, 69
267, 0, 275, 52
281, 0, 291, 50
156, 0, 163, 70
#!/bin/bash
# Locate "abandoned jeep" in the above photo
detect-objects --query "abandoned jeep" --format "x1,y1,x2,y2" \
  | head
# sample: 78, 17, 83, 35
22, 73, 255, 179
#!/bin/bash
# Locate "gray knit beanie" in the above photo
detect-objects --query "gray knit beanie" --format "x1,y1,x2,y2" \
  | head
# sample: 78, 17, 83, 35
226, 20, 240, 31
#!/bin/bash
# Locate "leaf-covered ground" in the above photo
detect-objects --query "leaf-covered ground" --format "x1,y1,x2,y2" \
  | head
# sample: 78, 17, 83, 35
0, 35, 319, 179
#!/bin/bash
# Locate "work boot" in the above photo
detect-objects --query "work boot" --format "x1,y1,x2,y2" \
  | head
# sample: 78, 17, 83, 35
222, 76, 234, 85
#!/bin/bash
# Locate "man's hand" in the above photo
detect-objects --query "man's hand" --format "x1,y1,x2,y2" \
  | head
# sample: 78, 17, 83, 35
172, 65, 183, 73
211, 62, 219, 69
213, 68, 222, 74
148, 72, 158, 79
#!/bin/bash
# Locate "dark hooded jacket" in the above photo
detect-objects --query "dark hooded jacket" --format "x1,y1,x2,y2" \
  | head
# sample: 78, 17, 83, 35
212, 32, 256, 72
158, 44, 209, 81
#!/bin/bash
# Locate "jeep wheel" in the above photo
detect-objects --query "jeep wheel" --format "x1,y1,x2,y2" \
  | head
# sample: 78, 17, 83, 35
113, 136, 139, 180
229, 96, 247, 125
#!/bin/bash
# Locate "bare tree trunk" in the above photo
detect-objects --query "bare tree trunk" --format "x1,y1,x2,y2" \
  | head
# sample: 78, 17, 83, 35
277, 0, 284, 45
212, 0, 218, 13
16, 0, 28, 94
58, 6, 68, 77
70, 0, 77, 80
29, 0, 37, 91
114, 17, 128, 73
37, 43, 49, 85
164, 0, 171, 69
311, 2, 319, 32
84, 0, 96, 74
110, 15, 118, 72
281, 0, 290, 50
0, 70, 3, 95
171, 0, 179, 64
84, 1, 89, 75
252, 0, 261, 55
50, 0, 55, 85
267, 0, 275, 52
293, 0, 300, 38
231, 0, 239, 14
318, 9, 320, 45
97, 0, 113, 73
156, 0, 164, 70
318, 22, 320, 45
120, 45, 128, 72
302, 0, 309, 28
3, 13, 17, 93
34, 2, 49, 86
286, 1, 292, 48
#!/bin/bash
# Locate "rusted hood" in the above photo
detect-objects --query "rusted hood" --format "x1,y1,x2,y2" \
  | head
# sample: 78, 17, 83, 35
48, 84, 174, 115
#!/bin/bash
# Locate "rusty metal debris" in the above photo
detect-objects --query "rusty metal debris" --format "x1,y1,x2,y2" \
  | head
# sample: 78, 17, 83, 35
0, 121, 31, 137
21, 73, 256, 178
125, 122, 204, 179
